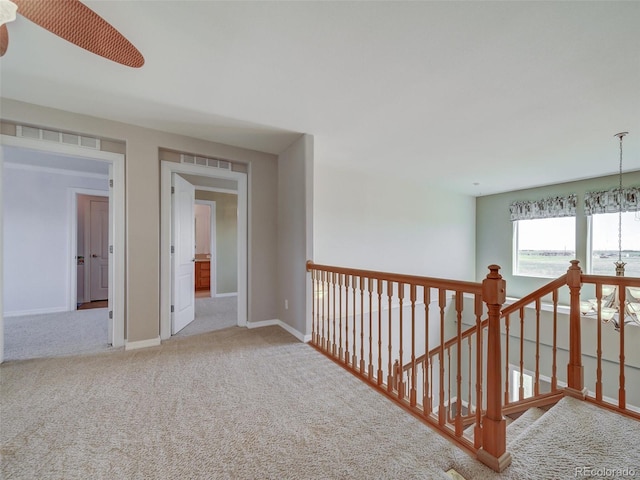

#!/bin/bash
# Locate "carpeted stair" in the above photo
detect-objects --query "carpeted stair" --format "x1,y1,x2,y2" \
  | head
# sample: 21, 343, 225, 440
448, 396, 640, 479
503, 406, 546, 445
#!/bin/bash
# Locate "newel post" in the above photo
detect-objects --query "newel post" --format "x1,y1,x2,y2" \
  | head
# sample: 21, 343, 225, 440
565, 260, 588, 399
478, 265, 512, 472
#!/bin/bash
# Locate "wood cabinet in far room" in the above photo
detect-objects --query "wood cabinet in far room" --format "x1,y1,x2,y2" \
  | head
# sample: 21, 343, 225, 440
195, 261, 210, 291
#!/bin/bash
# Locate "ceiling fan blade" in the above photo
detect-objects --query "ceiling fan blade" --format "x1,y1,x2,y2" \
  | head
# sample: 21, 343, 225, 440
0, 24, 7, 56
13, 0, 144, 67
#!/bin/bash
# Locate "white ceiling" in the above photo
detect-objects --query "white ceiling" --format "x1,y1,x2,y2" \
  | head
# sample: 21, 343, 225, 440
1, 1, 638, 196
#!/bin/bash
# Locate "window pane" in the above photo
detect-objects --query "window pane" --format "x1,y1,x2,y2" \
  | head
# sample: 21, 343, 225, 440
590, 212, 640, 276
515, 217, 576, 277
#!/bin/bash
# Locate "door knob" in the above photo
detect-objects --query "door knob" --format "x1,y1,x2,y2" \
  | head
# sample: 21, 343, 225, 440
92, 254, 98, 258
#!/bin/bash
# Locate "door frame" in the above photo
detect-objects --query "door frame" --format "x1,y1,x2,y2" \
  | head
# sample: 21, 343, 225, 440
195, 199, 217, 297
160, 161, 248, 340
0, 134, 126, 355
70, 191, 109, 305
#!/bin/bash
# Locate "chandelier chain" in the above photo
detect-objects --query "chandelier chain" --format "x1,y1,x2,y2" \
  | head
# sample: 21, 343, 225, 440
618, 133, 623, 264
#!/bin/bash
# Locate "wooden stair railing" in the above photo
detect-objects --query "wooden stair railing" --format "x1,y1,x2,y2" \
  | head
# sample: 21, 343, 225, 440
498, 261, 640, 421
307, 260, 640, 474
399, 315, 489, 445
500, 274, 568, 410
306, 261, 511, 472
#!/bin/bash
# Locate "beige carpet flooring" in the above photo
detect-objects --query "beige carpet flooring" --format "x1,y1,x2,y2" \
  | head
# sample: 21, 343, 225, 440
3, 296, 237, 361
2, 326, 639, 479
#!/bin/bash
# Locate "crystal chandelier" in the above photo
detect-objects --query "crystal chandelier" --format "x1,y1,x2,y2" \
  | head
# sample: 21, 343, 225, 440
580, 132, 640, 330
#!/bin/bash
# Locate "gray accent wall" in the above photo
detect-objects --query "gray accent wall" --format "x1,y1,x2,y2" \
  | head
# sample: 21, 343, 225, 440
277, 134, 314, 337
476, 171, 640, 298
1, 98, 281, 343
195, 191, 238, 295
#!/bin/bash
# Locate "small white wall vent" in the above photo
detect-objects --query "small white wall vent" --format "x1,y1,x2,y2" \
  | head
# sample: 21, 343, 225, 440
16, 125, 100, 150
180, 154, 232, 170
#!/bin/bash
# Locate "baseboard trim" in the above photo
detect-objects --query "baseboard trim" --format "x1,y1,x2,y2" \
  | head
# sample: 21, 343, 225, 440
4, 306, 69, 317
125, 337, 161, 351
214, 292, 238, 298
246, 319, 311, 343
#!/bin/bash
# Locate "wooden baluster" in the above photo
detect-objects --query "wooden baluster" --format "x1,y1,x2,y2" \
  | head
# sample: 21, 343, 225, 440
387, 281, 394, 392
552, 289, 558, 391
504, 314, 510, 405
319, 270, 324, 348
318, 271, 330, 352
409, 284, 417, 407
345, 274, 350, 365
311, 269, 317, 345
421, 363, 426, 414
360, 276, 365, 374
595, 284, 602, 401
566, 260, 587, 399
397, 283, 405, 400
518, 307, 524, 401
332, 273, 337, 356
438, 288, 446, 426
351, 276, 357, 368
535, 298, 541, 396
326, 271, 331, 351
322, 272, 331, 353
338, 274, 343, 359
447, 347, 452, 423
478, 265, 511, 472
474, 294, 483, 449
325, 270, 330, 349
424, 286, 432, 415
455, 292, 463, 436
314, 271, 326, 350
447, 346, 452, 423
368, 278, 374, 380
377, 279, 383, 385
619, 285, 626, 409
468, 336, 472, 421
430, 356, 434, 416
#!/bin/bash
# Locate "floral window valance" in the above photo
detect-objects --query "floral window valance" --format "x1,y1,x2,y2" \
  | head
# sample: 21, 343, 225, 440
584, 186, 639, 216
509, 194, 577, 221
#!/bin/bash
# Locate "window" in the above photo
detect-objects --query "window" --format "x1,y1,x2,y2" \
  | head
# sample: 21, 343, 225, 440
589, 211, 640, 276
514, 217, 576, 278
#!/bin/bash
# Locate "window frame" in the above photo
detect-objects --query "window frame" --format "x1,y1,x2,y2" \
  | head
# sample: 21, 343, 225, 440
587, 210, 640, 276
512, 216, 577, 279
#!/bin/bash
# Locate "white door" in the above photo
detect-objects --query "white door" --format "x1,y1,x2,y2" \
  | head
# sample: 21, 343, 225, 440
108, 164, 114, 345
172, 173, 195, 334
89, 198, 109, 301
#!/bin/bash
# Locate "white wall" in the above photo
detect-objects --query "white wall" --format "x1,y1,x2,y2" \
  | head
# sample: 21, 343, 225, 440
314, 164, 476, 281
3, 165, 108, 316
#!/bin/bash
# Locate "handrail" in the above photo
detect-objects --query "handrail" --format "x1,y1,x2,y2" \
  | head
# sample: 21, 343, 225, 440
501, 274, 567, 317
404, 317, 488, 372
407, 275, 570, 372
306, 261, 483, 294
581, 274, 640, 286
308, 259, 640, 476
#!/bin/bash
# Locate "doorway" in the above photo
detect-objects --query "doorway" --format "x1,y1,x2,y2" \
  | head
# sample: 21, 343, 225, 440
160, 161, 247, 340
0, 134, 125, 361
194, 200, 216, 298
76, 194, 110, 307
